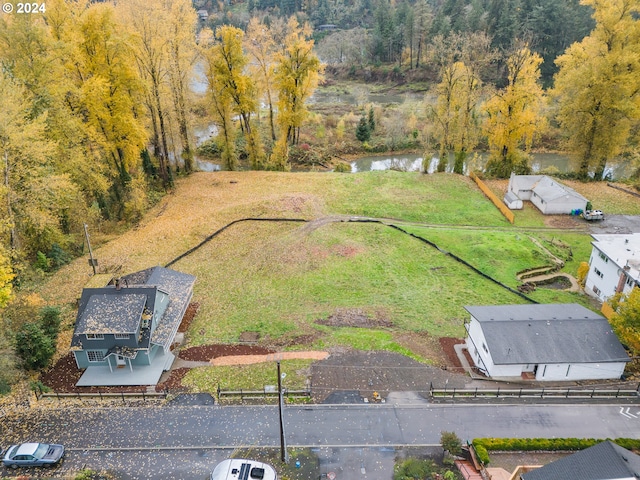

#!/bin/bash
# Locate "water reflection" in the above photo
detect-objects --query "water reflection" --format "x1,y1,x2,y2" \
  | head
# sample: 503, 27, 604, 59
350, 153, 632, 179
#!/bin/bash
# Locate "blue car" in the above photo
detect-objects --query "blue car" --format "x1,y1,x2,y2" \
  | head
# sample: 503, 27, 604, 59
2, 443, 65, 469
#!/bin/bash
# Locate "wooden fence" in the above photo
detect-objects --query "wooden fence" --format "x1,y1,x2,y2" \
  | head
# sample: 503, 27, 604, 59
470, 172, 515, 224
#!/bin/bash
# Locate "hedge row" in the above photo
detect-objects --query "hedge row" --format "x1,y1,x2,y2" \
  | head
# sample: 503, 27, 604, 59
471, 437, 640, 465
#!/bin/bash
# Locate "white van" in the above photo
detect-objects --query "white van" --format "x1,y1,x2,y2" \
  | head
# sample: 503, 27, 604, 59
210, 459, 277, 480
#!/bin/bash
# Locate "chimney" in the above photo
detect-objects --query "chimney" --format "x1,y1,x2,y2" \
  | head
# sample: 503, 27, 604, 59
115, 277, 122, 290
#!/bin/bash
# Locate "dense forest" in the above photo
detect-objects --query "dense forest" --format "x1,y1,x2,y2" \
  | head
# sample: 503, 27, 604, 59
0, 0, 639, 388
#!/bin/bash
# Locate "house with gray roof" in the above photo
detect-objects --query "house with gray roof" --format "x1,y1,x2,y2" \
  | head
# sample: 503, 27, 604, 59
71, 266, 196, 387
464, 304, 629, 381
508, 173, 588, 214
521, 441, 640, 480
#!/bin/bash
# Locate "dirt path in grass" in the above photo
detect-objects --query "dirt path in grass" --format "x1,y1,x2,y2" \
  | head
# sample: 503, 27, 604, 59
210, 351, 330, 366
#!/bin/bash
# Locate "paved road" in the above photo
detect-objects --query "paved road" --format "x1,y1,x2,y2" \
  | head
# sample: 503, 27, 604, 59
2, 402, 640, 478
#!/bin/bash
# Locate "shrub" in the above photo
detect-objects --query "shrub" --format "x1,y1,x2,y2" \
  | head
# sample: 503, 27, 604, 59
15, 323, 55, 370
39, 306, 61, 340
473, 444, 489, 465
441, 431, 463, 456
334, 163, 351, 173
393, 458, 437, 480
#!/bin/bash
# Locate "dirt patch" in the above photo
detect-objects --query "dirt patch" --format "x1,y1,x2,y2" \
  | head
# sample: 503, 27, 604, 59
316, 308, 394, 328
543, 215, 585, 229
210, 351, 329, 366
178, 302, 200, 333
439, 337, 466, 369
40, 353, 148, 394
156, 368, 190, 392
179, 344, 275, 361
239, 331, 260, 342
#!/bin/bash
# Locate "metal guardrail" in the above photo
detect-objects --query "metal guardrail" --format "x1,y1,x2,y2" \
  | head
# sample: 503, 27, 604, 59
431, 386, 639, 399
217, 387, 311, 402
38, 391, 168, 403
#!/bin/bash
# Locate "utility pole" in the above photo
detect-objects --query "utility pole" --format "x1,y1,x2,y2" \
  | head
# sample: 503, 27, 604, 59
84, 224, 97, 275
277, 360, 289, 464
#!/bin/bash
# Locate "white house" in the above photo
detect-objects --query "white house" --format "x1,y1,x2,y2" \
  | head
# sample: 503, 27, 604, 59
585, 233, 640, 302
508, 173, 588, 214
465, 304, 629, 381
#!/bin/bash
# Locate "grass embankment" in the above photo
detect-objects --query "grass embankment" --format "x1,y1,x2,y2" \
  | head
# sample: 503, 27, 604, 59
30, 171, 635, 391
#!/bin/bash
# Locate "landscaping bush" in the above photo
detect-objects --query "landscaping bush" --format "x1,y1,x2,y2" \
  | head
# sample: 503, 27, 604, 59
441, 431, 463, 456
15, 323, 55, 370
473, 444, 490, 465
393, 458, 438, 480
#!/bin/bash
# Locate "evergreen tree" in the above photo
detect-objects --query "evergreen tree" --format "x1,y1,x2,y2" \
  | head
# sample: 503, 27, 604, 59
356, 116, 371, 141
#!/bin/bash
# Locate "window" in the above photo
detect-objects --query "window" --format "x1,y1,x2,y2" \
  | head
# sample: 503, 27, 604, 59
86, 333, 104, 340
598, 252, 608, 263
593, 285, 601, 296
482, 342, 489, 354
593, 267, 603, 278
114, 333, 130, 339
87, 350, 105, 362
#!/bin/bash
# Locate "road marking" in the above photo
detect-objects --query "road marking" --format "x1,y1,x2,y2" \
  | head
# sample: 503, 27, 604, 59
620, 407, 637, 419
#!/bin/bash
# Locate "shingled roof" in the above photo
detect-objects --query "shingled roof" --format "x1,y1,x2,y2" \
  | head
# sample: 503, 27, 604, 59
72, 266, 195, 350
465, 304, 629, 365
522, 441, 640, 480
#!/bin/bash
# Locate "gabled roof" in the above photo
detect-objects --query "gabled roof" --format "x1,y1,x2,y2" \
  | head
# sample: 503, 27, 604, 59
75, 292, 147, 335
465, 304, 629, 365
522, 441, 640, 480
72, 266, 195, 349
510, 174, 587, 203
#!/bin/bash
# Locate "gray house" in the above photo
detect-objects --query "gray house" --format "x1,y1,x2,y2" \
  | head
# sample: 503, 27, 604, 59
508, 173, 588, 214
465, 304, 629, 381
71, 266, 196, 387
521, 441, 640, 480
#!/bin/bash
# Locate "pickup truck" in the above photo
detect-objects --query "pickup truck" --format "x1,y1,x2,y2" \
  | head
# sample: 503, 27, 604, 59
582, 210, 604, 221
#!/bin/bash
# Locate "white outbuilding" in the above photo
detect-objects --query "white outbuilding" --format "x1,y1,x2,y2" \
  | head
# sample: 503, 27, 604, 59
465, 303, 629, 381
508, 173, 588, 214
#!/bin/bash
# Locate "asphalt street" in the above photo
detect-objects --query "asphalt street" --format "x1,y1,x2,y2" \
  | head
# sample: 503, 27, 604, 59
2, 402, 640, 478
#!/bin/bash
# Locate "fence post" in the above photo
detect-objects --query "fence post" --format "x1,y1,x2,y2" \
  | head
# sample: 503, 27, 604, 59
142, 390, 146, 402
474, 387, 478, 398
496, 388, 500, 398
591, 389, 595, 398
122, 392, 125, 404
616, 388, 620, 398
99, 390, 102, 401
519, 388, 522, 398
541, 388, 544, 398
566, 389, 570, 398
452, 388, 456, 398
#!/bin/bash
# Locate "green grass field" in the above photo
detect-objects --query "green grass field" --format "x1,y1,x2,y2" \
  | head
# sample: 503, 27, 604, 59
26, 170, 638, 391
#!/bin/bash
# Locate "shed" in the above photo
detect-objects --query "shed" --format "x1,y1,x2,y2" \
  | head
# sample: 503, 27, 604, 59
503, 191, 523, 210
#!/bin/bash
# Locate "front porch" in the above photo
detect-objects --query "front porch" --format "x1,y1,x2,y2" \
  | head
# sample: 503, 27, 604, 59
76, 350, 175, 387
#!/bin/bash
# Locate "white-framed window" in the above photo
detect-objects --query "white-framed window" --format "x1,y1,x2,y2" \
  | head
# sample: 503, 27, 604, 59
598, 252, 608, 263
482, 343, 489, 354
86, 333, 104, 340
87, 350, 105, 362
593, 267, 603, 278
114, 333, 130, 339
593, 285, 601, 296
627, 276, 635, 287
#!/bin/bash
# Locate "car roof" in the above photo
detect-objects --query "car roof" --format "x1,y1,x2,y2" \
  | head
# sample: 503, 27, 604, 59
15, 443, 40, 455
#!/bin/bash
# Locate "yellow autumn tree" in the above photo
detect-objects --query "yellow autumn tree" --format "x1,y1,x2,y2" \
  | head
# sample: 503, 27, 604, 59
608, 288, 640, 356
206, 25, 265, 169
274, 17, 323, 150
553, 0, 640, 180
484, 46, 546, 178
245, 17, 284, 142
